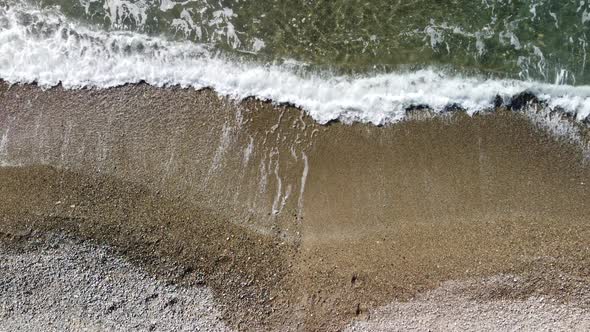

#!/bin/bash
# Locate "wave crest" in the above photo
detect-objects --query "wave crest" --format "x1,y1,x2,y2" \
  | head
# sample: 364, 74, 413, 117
1, 3, 590, 125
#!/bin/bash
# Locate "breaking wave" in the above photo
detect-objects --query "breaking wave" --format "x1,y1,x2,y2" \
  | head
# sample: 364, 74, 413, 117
1, 2, 590, 125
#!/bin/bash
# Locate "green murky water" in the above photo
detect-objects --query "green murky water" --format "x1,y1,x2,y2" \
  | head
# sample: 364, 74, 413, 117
30, 0, 590, 84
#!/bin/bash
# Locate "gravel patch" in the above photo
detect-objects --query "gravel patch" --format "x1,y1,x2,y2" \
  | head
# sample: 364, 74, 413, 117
346, 276, 590, 331
0, 234, 232, 332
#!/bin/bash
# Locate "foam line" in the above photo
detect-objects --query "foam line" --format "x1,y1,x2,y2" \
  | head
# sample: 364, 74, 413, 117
1, 4, 590, 125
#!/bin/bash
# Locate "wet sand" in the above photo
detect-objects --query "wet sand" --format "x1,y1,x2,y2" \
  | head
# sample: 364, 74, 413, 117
0, 82, 589, 330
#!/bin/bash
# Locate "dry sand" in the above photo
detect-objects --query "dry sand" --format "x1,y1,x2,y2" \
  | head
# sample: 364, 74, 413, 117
0, 232, 231, 332
1, 232, 588, 331
346, 277, 590, 331
0, 82, 589, 330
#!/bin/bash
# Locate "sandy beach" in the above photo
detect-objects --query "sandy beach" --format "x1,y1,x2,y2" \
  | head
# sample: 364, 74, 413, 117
1, 82, 589, 330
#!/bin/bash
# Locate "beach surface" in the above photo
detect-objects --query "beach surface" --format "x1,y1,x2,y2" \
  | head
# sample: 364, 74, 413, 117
1, 82, 589, 330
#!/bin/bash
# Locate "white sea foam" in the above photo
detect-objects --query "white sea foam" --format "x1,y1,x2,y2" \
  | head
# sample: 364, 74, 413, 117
1, 4, 590, 125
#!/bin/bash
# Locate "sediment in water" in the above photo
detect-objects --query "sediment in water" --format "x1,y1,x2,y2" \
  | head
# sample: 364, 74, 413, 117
0, 82, 589, 330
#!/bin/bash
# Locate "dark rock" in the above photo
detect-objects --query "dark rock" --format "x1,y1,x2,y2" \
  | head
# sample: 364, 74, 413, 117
509, 92, 539, 110
443, 103, 466, 113
405, 104, 430, 112
493, 95, 504, 108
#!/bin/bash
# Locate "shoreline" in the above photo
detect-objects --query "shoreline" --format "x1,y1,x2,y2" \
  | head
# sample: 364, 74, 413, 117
1, 82, 589, 330
4, 80, 590, 155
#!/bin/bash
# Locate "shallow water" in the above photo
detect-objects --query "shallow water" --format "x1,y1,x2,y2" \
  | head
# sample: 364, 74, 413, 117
1, 1, 590, 124
30, 0, 590, 84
